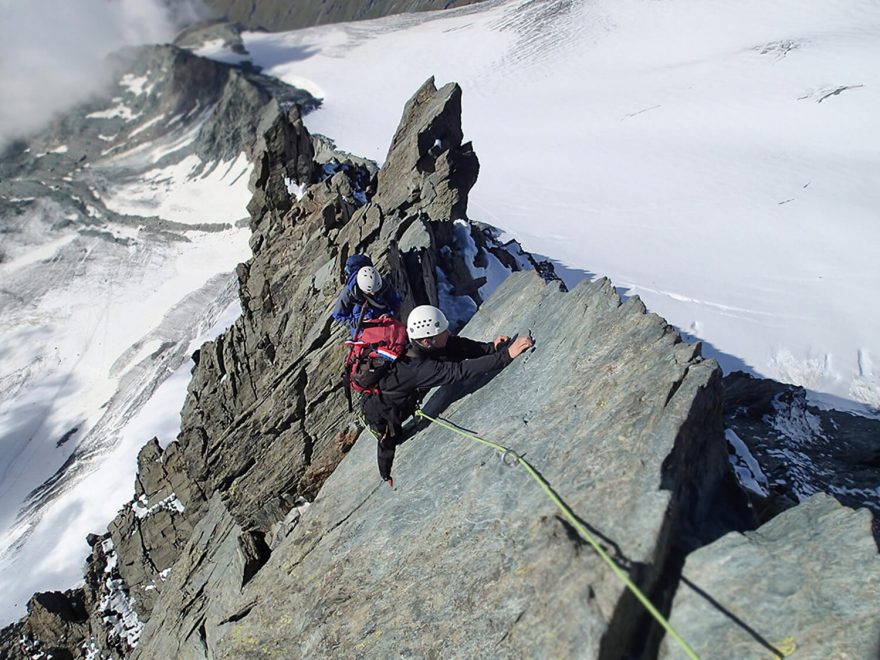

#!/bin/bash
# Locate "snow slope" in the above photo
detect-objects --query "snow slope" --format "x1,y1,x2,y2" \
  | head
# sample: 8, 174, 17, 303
0, 151, 252, 624
200, 0, 880, 412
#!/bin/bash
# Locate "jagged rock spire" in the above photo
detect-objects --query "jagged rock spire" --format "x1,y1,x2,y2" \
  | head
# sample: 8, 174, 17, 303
376, 77, 479, 221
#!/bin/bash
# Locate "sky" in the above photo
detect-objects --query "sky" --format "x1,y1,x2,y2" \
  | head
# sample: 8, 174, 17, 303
1, 0, 879, 629
0, 0, 210, 149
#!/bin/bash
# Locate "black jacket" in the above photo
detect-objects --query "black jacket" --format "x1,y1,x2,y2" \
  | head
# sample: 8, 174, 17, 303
361, 335, 512, 480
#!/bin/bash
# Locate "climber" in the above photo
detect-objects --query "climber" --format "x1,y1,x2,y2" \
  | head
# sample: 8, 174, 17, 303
361, 304, 534, 487
332, 255, 401, 333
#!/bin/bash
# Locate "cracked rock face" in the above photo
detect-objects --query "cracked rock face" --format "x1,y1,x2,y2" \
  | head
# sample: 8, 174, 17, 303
0, 591, 89, 660
0, 532, 139, 660
202, 272, 741, 659
130, 495, 249, 660
661, 493, 880, 659
175, 78, 521, 536
108, 439, 207, 620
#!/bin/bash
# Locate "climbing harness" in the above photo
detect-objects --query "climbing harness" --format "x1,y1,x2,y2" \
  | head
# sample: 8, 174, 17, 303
414, 409, 701, 660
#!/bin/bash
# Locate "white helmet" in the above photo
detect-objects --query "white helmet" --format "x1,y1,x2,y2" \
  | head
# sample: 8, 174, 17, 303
356, 266, 382, 295
407, 305, 449, 339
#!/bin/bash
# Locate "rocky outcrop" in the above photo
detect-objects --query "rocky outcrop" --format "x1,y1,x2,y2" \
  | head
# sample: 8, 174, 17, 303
246, 103, 318, 218
129, 495, 249, 659
154, 269, 743, 659
376, 76, 478, 221
0, 531, 141, 660
199, 0, 489, 32
0, 591, 88, 660
174, 77, 532, 538
107, 440, 207, 620
661, 493, 880, 659
723, 371, 880, 542
6, 64, 876, 659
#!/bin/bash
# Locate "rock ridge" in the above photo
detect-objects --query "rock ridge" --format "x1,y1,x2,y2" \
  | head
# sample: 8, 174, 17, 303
173, 76, 545, 541
4, 68, 877, 660
126, 76, 558, 657
173, 270, 743, 659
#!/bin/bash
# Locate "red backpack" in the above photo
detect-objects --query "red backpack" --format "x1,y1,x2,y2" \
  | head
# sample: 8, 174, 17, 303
342, 316, 408, 408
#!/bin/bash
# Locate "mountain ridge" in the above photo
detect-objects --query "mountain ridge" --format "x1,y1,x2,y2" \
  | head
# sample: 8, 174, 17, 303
198, 0, 490, 32
1, 38, 879, 660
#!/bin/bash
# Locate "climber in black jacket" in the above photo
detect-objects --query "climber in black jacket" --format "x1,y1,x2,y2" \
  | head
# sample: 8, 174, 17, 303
362, 304, 534, 487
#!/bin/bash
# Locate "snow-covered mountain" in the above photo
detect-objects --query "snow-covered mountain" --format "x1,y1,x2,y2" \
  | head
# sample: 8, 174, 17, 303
0, 0, 211, 150
0, 44, 316, 623
199, 0, 489, 31
2, 0, 878, 634
197, 0, 880, 413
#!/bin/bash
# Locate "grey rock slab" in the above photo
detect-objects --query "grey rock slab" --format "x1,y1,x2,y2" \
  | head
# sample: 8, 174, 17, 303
397, 214, 434, 252
108, 439, 206, 621
132, 495, 248, 660
660, 493, 880, 659
212, 271, 730, 658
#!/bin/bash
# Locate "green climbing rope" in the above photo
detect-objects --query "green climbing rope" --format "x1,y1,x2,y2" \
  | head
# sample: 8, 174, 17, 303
414, 409, 700, 660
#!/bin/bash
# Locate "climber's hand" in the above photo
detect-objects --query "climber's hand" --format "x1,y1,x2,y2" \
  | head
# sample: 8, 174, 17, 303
493, 335, 510, 349
507, 335, 534, 359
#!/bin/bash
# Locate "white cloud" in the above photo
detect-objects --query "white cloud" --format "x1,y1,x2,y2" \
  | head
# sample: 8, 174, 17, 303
0, 0, 211, 149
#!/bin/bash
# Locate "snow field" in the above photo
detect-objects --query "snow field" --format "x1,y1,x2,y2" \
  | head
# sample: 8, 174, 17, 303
103, 152, 252, 225
0, 154, 252, 622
